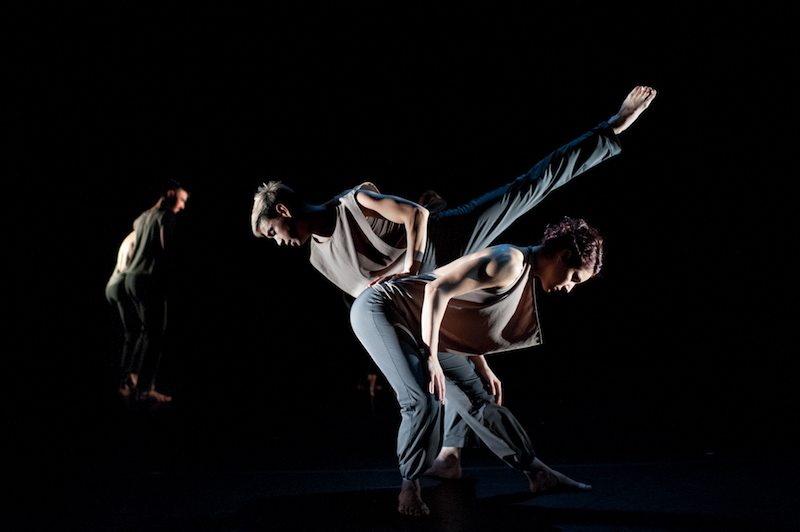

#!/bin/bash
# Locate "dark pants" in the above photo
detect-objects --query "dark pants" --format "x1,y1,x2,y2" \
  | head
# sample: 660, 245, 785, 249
350, 287, 536, 480
106, 273, 142, 386
124, 274, 168, 391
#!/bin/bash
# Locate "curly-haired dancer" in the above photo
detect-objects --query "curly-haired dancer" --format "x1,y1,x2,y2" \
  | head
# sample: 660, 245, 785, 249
350, 218, 603, 516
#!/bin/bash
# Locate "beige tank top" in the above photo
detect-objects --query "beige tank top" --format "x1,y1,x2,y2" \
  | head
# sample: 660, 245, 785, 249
309, 183, 409, 297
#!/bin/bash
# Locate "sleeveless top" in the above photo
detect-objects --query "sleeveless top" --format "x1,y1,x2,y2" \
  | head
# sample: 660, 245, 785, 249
309, 183, 412, 297
373, 245, 542, 356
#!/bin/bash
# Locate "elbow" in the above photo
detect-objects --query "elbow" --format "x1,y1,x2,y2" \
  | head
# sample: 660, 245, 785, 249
424, 282, 439, 299
413, 205, 429, 228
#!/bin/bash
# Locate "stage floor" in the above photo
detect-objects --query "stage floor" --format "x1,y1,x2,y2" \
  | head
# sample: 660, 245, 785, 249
17, 382, 800, 532
29, 457, 800, 531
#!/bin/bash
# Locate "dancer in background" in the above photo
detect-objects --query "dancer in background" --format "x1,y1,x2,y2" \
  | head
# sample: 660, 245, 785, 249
122, 180, 190, 402
106, 231, 140, 397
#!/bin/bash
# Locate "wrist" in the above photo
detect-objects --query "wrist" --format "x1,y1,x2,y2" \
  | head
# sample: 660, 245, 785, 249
407, 257, 423, 275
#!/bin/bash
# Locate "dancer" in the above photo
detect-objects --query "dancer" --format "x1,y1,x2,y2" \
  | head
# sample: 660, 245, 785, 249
123, 180, 190, 402
105, 231, 140, 397
350, 217, 602, 516
251, 87, 655, 295
252, 86, 655, 470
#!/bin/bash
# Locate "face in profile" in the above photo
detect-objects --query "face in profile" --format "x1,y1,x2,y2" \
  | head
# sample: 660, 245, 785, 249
165, 188, 190, 213
258, 206, 305, 247
539, 251, 594, 294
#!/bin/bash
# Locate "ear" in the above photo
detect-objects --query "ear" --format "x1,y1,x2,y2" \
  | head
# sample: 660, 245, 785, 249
275, 203, 292, 218
559, 249, 572, 263
166, 189, 176, 198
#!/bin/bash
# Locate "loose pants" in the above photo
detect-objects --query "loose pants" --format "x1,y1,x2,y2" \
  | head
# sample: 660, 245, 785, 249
350, 287, 537, 480
124, 274, 168, 391
421, 121, 620, 271
105, 272, 143, 386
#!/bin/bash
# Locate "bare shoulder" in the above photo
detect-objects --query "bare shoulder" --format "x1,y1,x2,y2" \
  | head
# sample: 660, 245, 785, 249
352, 188, 384, 217
484, 245, 525, 280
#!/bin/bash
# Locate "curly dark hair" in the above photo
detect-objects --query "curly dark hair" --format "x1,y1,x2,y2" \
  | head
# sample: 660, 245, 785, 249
540, 217, 604, 276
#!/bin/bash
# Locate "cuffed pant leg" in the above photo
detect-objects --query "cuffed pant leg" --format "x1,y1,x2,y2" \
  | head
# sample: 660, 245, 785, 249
439, 353, 536, 470
350, 290, 443, 480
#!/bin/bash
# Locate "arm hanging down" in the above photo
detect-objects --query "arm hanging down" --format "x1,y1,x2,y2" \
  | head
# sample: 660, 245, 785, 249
420, 245, 525, 403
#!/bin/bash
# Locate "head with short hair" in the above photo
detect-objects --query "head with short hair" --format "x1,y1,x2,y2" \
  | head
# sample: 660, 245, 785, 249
540, 216, 604, 277
251, 181, 300, 238
160, 179, 190, 213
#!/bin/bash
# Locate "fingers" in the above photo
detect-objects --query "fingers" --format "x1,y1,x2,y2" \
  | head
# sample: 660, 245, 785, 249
428, 374, 446, 404
488, 379, 502, 405
368, 272, 410, 288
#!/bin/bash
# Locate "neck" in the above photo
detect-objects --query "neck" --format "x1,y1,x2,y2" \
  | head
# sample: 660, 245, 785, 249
530, 245, 550, 279
303, 203, 336, 239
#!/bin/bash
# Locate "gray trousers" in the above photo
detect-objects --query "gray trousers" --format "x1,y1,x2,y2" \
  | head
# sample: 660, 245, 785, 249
350, 287, 536, 480
421, 121, 620, 271
420, 121, 621, 446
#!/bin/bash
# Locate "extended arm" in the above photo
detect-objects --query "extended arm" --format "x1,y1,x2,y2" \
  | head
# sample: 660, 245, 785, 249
420, 245, 524, 402
354, 190, 429, 275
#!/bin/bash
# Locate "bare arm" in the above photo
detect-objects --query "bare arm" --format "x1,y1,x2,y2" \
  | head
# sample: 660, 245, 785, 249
116, 232, 136, 272
354, 189, 429, 275
469, 355, 502, 405
421, 245, 525, 402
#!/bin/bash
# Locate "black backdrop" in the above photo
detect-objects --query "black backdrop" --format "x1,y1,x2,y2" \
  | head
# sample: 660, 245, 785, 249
9, 3, 797, 476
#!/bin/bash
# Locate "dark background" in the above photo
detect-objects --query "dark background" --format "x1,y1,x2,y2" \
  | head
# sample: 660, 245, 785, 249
8, 0, 797, 506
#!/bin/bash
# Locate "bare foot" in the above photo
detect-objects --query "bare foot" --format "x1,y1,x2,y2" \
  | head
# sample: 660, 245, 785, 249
525, 458, 591, 494
609, 86, 657, 134
367, 374, 382, 397
119, 373, 138, 397
398, 478, 430, 516
424, 446, 462, 479
139, 387, 172, 403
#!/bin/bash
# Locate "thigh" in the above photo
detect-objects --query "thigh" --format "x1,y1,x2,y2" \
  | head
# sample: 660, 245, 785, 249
438, 352, 494, 406
125, 275, 166, 332
350, 290, 428, 402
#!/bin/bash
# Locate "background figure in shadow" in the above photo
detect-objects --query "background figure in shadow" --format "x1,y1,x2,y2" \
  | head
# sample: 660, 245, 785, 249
118, 180, 190, 403
105, 231, 141, 397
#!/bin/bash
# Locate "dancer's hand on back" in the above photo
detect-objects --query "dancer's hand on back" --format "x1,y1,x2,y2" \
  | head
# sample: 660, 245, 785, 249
368, 272, 412, 287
